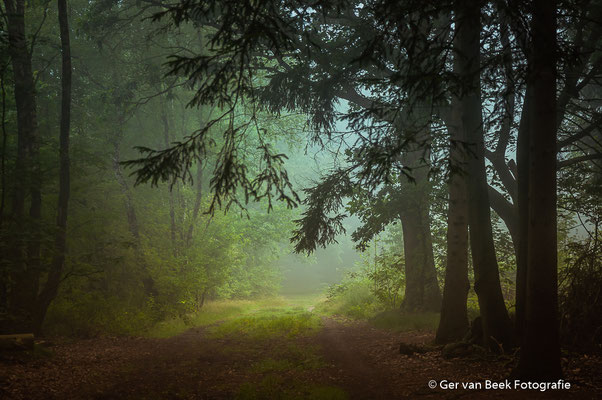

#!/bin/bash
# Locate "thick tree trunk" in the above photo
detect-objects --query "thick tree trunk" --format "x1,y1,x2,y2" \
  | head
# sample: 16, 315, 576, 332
456, 0, 514, 351
400, 207, 427, 310
3, 0, 41, 327
398, 114, 441, 313
515, 0, 562, 380
436, 97, 469, 344
399, 204, 441, 312
33, 0, 72, 335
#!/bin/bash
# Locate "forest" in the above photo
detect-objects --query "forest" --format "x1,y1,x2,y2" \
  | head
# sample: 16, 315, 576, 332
0, 0, 601, 399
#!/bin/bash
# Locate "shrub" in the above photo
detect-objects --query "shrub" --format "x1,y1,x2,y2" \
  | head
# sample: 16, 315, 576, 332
321, 273, 382, 319
559, 237, 602, 352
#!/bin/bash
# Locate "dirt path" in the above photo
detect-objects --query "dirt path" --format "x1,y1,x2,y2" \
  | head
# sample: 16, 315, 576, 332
315, 317, 396, 399
1, 316, 600, 399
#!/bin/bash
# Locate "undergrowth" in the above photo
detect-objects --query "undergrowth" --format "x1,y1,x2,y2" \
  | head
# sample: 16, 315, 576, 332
319, 271, 442, 332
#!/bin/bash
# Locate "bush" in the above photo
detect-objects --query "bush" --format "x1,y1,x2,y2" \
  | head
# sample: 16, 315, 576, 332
44, 291, 156, 337
322, 249, 404, 319
559, 238, 602, 352
321, 273, 382, 319
365, 252, 404, 309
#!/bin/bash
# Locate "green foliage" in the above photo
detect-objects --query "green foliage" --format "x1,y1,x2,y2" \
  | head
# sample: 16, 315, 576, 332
45, 289, 156, 337
322, 230, 405, 319
365, 251, 404, 309
559, 233, 602, 352
321, 273, 382, 319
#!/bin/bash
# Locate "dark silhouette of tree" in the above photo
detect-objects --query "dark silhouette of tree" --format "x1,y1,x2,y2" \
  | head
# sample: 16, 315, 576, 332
33, 0, 72, 335
514, 0, 562, 380
2, 0, 42, 330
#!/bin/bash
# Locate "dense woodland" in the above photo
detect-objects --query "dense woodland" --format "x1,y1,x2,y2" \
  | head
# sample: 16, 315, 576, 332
1, 0, 602, 398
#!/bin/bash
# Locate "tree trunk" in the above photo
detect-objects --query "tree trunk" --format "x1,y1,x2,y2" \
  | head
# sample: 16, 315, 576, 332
0, 62, 7, 230
456, 0, 514, 351
436, 94, 469, 344
3, 0, 41, 328
0, 63, 7, 312
399, 203, 441, 312
33, 0, 72, 335
398, 114, 441, 313
515, 0, 562, 380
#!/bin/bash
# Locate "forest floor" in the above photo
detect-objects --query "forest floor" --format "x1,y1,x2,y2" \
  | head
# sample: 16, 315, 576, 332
1, 296, 601, 400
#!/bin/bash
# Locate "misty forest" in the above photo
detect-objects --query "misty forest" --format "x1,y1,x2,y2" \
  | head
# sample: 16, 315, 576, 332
1, 0, 602, 399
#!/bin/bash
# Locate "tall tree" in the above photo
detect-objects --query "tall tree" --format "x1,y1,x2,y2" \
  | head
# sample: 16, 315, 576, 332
515, 0, 562, 379
3, 0, 42, 327
33, 0, 72, 335
456, 0, 514, 350
436, 78, 469, 343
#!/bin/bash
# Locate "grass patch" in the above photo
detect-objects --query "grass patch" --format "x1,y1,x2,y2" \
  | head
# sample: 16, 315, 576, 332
145, 297, 307, 338
208, 309, 322, 340
369, 309, 440, 332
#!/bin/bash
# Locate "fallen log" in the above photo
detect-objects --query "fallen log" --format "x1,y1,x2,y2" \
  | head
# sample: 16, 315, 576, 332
0, 333, 34, 350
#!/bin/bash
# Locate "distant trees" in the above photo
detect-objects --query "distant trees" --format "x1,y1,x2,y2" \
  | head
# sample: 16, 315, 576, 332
0, 0, 299, 335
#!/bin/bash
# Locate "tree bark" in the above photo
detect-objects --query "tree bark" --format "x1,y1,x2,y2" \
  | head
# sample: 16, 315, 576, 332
3, 0, 42, 327
398, 112, 441, 313
456, 0, 514, 351
33, 0, 72, 335
436, 92, 469, 344
0, 62, 7, 230
400, 204, 440, 312
0, 63, 8, 312
515, 0, 562, 380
